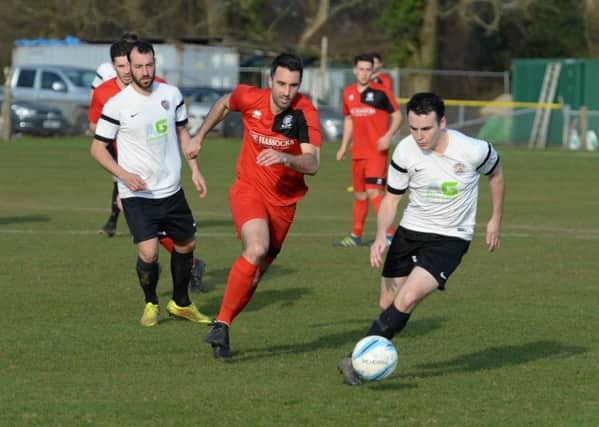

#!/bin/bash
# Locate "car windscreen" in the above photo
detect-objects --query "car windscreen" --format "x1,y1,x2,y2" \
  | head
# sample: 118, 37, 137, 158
62, 69, 96, 88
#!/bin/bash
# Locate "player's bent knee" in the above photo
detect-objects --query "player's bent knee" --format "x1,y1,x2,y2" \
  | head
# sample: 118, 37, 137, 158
174, 239, 196, 254
243, 243, 269, 264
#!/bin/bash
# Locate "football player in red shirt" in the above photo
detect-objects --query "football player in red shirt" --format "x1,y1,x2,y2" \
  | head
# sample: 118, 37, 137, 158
89, 39, 206, 292
334, 54, 402, 247
370, 52, 393, 92
188, 53, 321, 360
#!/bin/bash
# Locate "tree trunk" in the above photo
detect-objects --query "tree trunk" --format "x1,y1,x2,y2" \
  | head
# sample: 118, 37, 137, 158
407, 0, 437, 93
583, 0, 599, 56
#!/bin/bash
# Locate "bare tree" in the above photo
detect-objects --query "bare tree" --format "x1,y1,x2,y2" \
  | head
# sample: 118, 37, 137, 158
583, 0, 599, 56
297, 0, 362, 48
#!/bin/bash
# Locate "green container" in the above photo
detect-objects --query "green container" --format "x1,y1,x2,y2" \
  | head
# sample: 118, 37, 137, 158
512, 58, 584, 146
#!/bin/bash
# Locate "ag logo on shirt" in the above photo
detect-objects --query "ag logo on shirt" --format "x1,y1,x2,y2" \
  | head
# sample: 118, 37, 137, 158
146, 119, 168, 144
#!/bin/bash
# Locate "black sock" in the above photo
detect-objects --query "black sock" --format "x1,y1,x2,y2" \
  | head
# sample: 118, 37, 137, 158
365, 304, 411, 339
171, 250, 193, 306
108, 182, 120, 224
136, 257, 160, 304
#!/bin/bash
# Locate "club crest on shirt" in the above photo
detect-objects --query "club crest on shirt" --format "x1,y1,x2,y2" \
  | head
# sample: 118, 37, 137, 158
252, 110, 262, 120
161, 100, 170, 111
349, 94, 355, 102
365, 91, 374, 102
281, 114, 293, 129
454, 162, 465, 174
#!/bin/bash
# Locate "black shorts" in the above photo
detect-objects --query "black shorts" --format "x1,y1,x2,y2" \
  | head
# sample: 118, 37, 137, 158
121, 189, 196, 244
382, 226, 470, 290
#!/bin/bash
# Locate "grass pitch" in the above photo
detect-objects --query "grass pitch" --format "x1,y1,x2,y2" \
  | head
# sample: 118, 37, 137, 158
0, 136, 598, 426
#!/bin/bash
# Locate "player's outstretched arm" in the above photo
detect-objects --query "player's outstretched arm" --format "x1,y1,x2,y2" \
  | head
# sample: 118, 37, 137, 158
187, 93, 232, 159
377, 110, 402, 152
336, 116, 353, 161
178, 125, 207, 198
256, 144, 320, 176
486, 165, 505, 252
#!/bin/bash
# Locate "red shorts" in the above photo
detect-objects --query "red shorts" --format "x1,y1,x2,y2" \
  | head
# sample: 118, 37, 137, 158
351, 156, 388, 193
229, 181, 296, 254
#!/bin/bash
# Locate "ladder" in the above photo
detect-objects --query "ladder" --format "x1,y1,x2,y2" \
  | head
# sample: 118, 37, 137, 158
528, 62, 561, 149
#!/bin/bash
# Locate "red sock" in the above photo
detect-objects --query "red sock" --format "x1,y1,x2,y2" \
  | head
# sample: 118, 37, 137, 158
217, 256, 259, 325
159, 237, 174, 253
370, 195, 394, 236
351, 199, 369, 237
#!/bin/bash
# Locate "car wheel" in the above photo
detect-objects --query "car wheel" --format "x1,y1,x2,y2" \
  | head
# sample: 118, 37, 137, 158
72, 109, 90, 135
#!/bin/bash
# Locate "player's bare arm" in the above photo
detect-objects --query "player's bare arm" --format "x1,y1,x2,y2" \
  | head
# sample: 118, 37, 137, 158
370, 192, 402, 268
177, 125, 207, 198
486, 165, 505, 252
90, 139, 146, 192
186, 93, 232, 160
256, 144, 320, 176
377, 110, 402, 152
336, 116, 353, 161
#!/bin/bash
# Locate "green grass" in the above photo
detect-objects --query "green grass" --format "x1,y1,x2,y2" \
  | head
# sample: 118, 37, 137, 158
0, 136, 598, 426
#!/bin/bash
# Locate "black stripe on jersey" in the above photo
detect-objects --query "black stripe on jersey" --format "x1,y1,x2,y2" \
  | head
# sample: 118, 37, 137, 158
387, 185, 407, 195
484, 155, 500, 175
366, 177, 386, 186
390, 160, 407, 173
476, 142, 492, 171
361, 87, 395, 113
95, 134, 114, 144
100, 114, 120, 125
176, 118, 188, 127
176, 100, 185, 110
273, 109, 309, 142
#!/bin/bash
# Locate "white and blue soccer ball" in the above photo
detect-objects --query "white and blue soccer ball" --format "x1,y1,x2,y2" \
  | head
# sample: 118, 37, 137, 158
351, 335, 398, 381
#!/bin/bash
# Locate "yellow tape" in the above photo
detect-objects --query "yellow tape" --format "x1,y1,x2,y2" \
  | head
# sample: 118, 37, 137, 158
397, 98, 562, 110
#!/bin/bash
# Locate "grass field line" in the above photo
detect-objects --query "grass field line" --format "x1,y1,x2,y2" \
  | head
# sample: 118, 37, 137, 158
1, 227, 598, 240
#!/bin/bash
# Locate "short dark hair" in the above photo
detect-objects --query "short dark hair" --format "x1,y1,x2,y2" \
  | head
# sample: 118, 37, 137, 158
120, 32, 139, 43
406, 92, 445, 121
353, 54, 373, 66
370, 52, 383, 62
110, 40, 131, 61
270, 53, 304, 81
127, 40, 155, 62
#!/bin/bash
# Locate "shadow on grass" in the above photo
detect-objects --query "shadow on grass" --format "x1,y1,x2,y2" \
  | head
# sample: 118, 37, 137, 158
233, 316, 445, 363
162, 263, 296, 295
161, 274, 304, 316
405, 340, 587, 378
0, 214, 50, 225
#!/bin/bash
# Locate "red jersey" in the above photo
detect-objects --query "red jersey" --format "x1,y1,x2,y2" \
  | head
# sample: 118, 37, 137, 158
229, 84, 321, 206
342, 82, 398, 159
372, 72, 393, 91
88, 76, 167, 124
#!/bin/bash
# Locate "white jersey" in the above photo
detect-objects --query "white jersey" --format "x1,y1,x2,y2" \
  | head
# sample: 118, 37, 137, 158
95, 82, 188, 199
92, 62, 116, 89
387, 129, 499, 240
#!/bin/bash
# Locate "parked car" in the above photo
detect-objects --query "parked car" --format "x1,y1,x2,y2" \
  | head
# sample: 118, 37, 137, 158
9, 64, 95, 134
222, 104, 344, 142
181, 86, 229, 136
0, 87, 69, 136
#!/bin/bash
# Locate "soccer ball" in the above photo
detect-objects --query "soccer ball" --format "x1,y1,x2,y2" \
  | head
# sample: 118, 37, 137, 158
351, 335, 398, 381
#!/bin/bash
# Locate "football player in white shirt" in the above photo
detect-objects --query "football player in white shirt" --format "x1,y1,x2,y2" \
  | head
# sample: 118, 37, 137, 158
339, 92, 505, 385
90, 41, 211, 327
